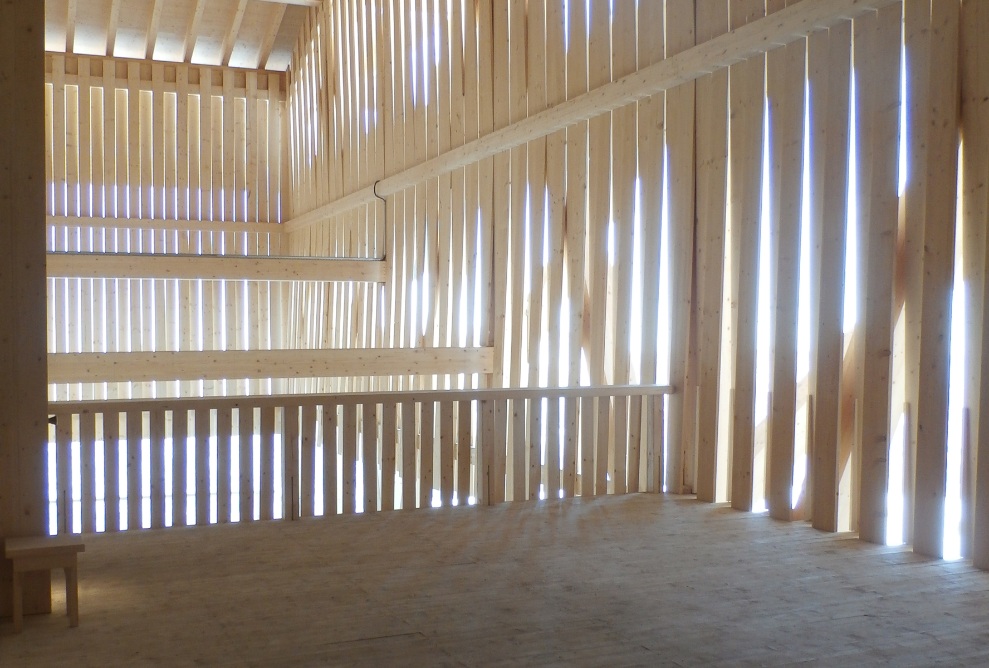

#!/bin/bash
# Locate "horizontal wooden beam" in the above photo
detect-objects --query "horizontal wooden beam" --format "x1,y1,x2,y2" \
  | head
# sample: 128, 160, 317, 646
253, 0, 319, 6
49, 384, 674, 414
49, 215, 286, 237
48, 348, 496, 384
47, 252, 387, 282
285, 0, 898, 234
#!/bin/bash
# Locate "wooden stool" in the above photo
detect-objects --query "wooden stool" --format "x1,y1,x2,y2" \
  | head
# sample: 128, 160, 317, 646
5, 536, 85, 633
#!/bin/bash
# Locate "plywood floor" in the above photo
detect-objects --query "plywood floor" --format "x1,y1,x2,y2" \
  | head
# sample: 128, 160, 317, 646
3, 494, 989, 666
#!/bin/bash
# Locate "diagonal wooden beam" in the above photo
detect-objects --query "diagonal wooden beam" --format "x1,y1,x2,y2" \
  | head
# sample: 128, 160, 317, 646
284, 0, 900, 234
222, 0, 251, 66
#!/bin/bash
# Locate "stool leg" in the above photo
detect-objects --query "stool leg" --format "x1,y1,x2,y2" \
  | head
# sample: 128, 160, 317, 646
65, 565, 79, 628
12, 571, 24, 634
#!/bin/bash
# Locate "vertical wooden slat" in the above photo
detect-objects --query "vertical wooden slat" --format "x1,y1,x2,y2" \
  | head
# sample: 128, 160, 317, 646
126, 409, 142, 530
216, 407, 232, 523
401, 400, 415, 510
363, 402, 378, 514
855, 5, 902, 544
150, 408, 166, 529
284, 404, 300, 520
913, 0, 960, 558
420, 401, 435, 509
440, 401, 454, 505
259, 405, 275, 520
301, 404, 317, 517
79, 411, 96, 534
172, 408, 188, 527
511, 398, 526, 501
323, 403, 339, 516
767, 39, 808, 521
457, 399, 472, 505
55, 415, 72, 534
195, 407, 210, 525
596, 396, 610, 496
342, 402, 357, 514
491, 399, 508, 504
381, 401, 397, 511
563, 397, 578, 497
102, 411, 120, 532
236, 406, 253, 522
728, 0, 767, 512
962, 0, 989, 566
580, 396, 595, 497
811, 21, 851, 533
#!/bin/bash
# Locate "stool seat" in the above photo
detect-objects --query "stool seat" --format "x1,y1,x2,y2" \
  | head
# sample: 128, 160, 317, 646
5, 536, 85, 633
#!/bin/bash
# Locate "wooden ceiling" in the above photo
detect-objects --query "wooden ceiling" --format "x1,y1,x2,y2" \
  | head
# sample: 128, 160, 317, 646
45, 0, 315, 71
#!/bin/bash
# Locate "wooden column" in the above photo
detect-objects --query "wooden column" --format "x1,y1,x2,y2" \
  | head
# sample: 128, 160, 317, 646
0, 0, 51, 617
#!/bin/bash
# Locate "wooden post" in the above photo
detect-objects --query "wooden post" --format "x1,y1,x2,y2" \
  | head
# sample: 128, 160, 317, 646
0, 0, 51, 618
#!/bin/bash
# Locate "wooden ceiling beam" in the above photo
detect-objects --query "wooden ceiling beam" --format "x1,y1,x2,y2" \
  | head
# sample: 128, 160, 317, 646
65, 0, 78, 52
46, 252, 388, 283
222, 0, 251, 67
105, 0, 122, 56
183, 0, 207, 62
145, 0, 164, 60
257, 3, 288, 70
285, 0, 901, 234
253, 0, 320, 7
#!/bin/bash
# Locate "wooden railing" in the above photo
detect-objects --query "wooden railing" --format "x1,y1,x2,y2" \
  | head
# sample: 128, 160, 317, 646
46, 385, 673, 535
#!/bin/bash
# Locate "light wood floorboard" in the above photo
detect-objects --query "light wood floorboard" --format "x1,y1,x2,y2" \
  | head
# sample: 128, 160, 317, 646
3, 495, 989, 666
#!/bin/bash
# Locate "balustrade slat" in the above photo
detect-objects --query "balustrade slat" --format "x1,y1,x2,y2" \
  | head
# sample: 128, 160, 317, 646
323, 404, 338, 516
150, 408, 166, 529
420, 401, 434, 509
528, 397, 541, 501
342, 403, 357, 514
547, 397, 561, 500
563, 398, 578, 497
363, 402, 379, 514
628, 395, 644, 493
440, 401, 454, 506
195, 408, 211, 525
238, 406, 254, 522
381, 402, 397, 511
595, 397, 610, 496
401, 400, 415, 510
80, 411, 96, 534
56, 413, 73, 533
216, 407, 232, 523
173, 408, 188, 526
511, 399, 525, 502
648, 395, 665, 493
301, 404, 317, 518
457, 400, 471, 505
284, 404, 301, 520
580, 397, 594, 498
102, 412, 120, 533
260, 405, 275, 520
614, 395, 628, 495
491, 399, 508, 505
126, 410, 142, 530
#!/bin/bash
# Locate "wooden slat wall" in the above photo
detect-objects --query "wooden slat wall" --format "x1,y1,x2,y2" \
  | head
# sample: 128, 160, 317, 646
45, 54, 288, 401
279, 1, 989, 566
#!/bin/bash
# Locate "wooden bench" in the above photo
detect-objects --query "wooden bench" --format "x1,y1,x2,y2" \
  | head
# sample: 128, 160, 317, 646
5, 536, 85, 633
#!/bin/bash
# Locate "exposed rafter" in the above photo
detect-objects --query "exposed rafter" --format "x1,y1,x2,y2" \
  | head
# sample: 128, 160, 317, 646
258, 3, 288, 70
105, 0, 122, 56
183, 0, 208, 62
222, 0, 251, 67
145, 0, 164, 60
65, 0, 78, 53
